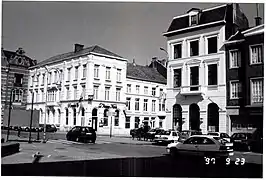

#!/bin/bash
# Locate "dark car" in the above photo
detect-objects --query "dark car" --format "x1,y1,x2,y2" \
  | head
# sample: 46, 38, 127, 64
39, 124, 57, 132
66, 126, 96, 143
248, 128, 263, 153
231, 132, 253, 151
178, 130, 202, 142
146, 128, 165, 141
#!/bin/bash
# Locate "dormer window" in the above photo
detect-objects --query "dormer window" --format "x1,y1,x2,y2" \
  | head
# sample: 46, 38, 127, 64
190, 15, 198, 26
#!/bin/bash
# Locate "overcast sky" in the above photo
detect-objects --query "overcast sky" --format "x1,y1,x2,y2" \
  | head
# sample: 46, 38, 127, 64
2, 2, 264, 65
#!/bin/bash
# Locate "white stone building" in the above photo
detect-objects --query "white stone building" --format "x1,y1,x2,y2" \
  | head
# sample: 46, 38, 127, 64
27, 44, 167, 135
163, 4, 249, 134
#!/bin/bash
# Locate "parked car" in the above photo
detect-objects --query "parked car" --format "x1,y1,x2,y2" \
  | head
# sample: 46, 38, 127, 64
248, 128, 263, 153
39, 124, 57, 132
154, 130, 180, 144
146, 128, 165, 141
66, 126, 96, 143
231, 132, 253, 151
166, 135, 234, 159
178, 130, 202, 142
207, 132, 230, 142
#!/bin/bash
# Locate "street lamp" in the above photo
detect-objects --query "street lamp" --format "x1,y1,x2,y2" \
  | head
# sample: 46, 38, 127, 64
42, 66, 61, 143
159, 47, 169, 68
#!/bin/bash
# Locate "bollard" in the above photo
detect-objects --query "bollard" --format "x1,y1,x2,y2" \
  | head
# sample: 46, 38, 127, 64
18, 129, 21, 137
32, 152, 44, 163
37, 130, 40, 140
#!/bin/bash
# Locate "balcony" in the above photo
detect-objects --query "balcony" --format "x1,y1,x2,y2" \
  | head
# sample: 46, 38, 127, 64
157, 111, 166, 117
180, 85, 205, 96
46, 101, 59, 107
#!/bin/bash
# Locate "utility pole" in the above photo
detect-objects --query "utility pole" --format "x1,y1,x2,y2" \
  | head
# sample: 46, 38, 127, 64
29, 91, 34, 143
6, 89, 13, 142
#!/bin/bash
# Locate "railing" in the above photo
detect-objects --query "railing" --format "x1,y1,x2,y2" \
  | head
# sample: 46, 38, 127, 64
180, 85, 203, 95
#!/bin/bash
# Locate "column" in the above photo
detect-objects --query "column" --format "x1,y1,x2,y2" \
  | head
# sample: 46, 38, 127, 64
199, 35, 205, 56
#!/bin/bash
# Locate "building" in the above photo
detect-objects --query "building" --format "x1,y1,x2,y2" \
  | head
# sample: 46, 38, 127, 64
27, 44, 128, 135
1, 48, 37, 123
163, 4, 249, 134
225, 21, 264, 134
125, 59, 167, 131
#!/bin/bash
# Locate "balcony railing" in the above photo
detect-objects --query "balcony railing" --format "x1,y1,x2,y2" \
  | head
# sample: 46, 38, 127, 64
251, 95, 263, 104
180, 85, 204, 96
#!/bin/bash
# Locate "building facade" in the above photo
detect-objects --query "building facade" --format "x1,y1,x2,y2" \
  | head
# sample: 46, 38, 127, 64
1, 48, 37, 122
225, 23, 264, 134
163, 4, 249, 134
125, 60, 167, 131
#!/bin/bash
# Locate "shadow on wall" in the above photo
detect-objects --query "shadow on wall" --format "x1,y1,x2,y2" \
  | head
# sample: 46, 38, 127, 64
175, 93, 204, 106
2, 156, 262, 177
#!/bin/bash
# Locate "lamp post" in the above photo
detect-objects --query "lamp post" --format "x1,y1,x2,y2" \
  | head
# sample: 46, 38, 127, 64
4, 64, 10, 109
28, 91, 34, 143
42, 66, 61, 143
6, 88, 13, 142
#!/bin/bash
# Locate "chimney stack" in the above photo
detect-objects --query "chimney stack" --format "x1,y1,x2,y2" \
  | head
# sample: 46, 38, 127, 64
74, 44, 84, 53
151, 57, 158, 68
255, 17, 262, 26
132, 59, 136, 66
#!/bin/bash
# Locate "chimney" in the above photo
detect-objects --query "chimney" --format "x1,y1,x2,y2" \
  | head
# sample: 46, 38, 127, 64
132, 59, 136, 66
151, 57, 157, 68
74, 44, 84, 53
255, 17, 262, 26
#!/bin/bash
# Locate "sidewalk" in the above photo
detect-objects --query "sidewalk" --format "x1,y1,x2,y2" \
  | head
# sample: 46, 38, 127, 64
97, 135, 153, 145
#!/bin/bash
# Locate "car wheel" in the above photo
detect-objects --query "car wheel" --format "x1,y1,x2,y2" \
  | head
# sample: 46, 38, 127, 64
91, 139, 96, 144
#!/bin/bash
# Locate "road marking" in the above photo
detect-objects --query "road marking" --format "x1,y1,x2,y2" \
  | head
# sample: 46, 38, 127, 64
47, 139, 111, 145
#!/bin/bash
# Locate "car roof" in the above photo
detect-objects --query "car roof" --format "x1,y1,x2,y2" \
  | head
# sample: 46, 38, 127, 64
190, 135, 217, 138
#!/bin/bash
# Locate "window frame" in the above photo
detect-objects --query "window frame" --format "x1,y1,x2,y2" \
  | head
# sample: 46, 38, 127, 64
135, 98, 140, 111
125, 116, 131, 129
173, 43, 182, 59
127, 84, 131, 93
126, 97, 131, 110
250, 77, 264, 104
93, 86, 99, 100
189, 39, 199, 57
105, 66, 111, 80
207, 36, 218, 54
230, 80, 242, 99
116, 88, 121, 101
105, 87, 110, 100
82, 64, 87, 78
173, 68, 182, 88
207, 63, 218, 86
94, 64, 100, 79
229, 49, 241, 69
249, 44, 263, 65
116, 68, 122, 82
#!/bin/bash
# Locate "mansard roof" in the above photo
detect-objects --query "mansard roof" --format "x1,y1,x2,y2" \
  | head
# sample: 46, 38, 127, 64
37, 45, 125, 67
126, 63, 167, 84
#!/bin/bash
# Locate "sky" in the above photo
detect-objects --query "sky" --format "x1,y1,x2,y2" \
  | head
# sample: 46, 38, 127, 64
2, 1, 264, 66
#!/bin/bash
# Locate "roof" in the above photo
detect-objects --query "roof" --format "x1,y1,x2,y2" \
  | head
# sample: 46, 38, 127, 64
1, 49, 36, 67
243, 24, 264, 37
126, 63, 167, 84
37, 45, 125, 67
164, 4, 228, 36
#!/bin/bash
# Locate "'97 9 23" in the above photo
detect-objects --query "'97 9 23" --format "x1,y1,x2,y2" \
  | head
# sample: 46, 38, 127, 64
205, 157, 245, 165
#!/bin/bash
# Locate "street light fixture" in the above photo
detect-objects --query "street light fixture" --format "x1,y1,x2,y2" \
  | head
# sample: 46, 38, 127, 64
159, 47, 169, 67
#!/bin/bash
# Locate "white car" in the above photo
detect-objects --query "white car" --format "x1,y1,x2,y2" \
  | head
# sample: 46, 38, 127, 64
207, 132, 231, 142
154, 130, 180, 144
166, 135, 234, 158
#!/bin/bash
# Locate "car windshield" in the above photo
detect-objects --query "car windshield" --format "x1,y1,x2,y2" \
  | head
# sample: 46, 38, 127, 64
213, 137, 229, 145
161, 131, 171, 135
208, 132, 219, 136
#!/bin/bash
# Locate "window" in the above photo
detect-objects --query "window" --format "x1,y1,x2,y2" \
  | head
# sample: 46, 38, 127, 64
103, 109, 108, 126
127, 84, 131, 93
105, 87, 110, 100
42, 74, 45, 85
83, 64, 87, 78
143, 99, 148, 111
74, 66, 78, 80
36, 90, 40, 102
190, 66, 199, 91
135, 117, 140, 128
190, 40, 199, 56
31, 76, 34, 86
81, 85, 86, 98
173, 68, 182, 88
208, 36, 217, 54
250, 44, 263, 64
42, 90, 45, 102
67, 68, 71, 81
160, 88, 163, 96
251, 78, 263, 103
144, 86, 148, 94
72, 108, 76, 125
151, 117, 155, 128
54, 71, 57, 83
125, 116, 130, 129
94, 65, 99, 78
60, 70, 63, 82
73, 86, 78, 100
66, 87, 70, 99
230, 50, 241, 68
116, 69, 121, 82
173, 44, 182, 59
115, 110, 119, 126
159, 121, 163, 128
152, 100, 156, 112
208, 64, 218, 85
47, 90, 56, 102
162, 99, 166, 111
65, 109, 69, 125
14, 74, 23, 86
106, 67, 111, 80
126, 97, 131, 110
135, 98, 140, 111
136, 85, 140, 94
159, 100, 162, 111
230, 81, 242, 99
152, 87, 156, 96
12, 89, 23, 102
36, 75, 40, 86
190, 15, 198, 26
116, 88, 121, 101
93, 86, 99, 100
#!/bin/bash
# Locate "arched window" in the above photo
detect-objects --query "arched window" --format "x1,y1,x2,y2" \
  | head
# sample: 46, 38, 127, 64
65, 108, 69, 125
40, 109, 43, 124
47, 109, 50, 123
103, 109, 108, 126
81, 108, 85, 126
92, 108, 98, 130
73, 108, 77, 125
115, 109, 119, 126
52, 109, 55, 123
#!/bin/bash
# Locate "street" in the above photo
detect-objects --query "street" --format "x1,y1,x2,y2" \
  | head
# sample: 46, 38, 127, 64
1, 130, 263, 177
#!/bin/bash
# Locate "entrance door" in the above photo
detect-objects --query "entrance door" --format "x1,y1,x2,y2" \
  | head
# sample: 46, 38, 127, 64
92, 108, 98, 131
189, 103, 200, 131
173, 104, 182, 131
207, 103, 219, 132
